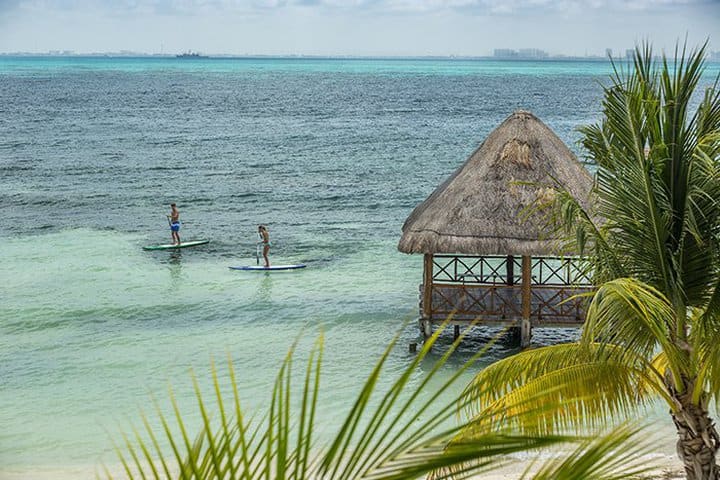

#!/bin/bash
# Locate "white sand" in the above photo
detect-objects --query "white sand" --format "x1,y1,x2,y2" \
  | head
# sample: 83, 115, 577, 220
477, 453, 684, 479
0, 454, 686, 480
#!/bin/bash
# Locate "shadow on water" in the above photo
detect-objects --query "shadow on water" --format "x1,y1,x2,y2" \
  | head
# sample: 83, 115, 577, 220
416, 325, 581, 371
417, 327, 519, 371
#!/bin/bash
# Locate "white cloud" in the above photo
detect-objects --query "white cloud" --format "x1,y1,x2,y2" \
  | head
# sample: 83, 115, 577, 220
0, 0, 717, 55
5, 0, 715, 15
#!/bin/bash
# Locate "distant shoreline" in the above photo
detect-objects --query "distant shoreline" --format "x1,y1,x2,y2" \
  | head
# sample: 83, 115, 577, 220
4, 53, 719, 63
2, 54, 719, 65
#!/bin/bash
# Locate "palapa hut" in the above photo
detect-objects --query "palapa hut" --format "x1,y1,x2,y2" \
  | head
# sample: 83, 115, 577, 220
398, 110, 594, 347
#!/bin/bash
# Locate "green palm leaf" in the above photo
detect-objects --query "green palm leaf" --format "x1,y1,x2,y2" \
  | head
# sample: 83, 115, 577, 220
107, 324, 658, 479
460, 343, 666, 436
525, 424, 655, 480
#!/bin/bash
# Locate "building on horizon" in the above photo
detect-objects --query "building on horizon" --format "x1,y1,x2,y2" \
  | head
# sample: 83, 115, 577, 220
493, 48, 518, 58
494, 48, 548, 59
518, 48, 548, 59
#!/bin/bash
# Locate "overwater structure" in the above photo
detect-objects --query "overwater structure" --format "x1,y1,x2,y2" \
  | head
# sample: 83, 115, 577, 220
398, 110, 594, 347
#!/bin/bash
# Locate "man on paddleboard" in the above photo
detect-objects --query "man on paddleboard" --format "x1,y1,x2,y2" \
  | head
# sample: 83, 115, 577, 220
168, 203, 181, 245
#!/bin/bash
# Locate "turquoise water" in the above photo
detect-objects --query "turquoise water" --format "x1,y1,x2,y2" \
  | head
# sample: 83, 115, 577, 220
2, 56, 714, 477
0, 56, 622, 76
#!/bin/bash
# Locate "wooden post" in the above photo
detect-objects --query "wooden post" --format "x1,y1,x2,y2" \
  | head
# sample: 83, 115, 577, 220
422, 253, 433, 319
521, 255, 532, 348
422, 253, 434, 338
506, 255, 515, 285
423, 320, 432, 338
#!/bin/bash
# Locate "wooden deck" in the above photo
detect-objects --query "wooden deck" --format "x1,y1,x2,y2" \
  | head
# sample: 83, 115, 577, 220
420, 283, 592, 327
416, 255, 594, 344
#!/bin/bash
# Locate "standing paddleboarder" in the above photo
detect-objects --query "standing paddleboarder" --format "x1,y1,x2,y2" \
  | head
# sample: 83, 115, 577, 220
258, 225, 271, 268
168, 203, 181, 245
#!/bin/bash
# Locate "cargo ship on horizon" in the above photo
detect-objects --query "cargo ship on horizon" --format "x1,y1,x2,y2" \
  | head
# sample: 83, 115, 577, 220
176, 51, 207, 58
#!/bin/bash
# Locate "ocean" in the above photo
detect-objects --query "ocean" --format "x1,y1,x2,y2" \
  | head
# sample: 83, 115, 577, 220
2, 56, 716, 477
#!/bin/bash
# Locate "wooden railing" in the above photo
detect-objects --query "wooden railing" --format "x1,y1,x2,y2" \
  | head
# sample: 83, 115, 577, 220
531, 257, 592, 286
432, 255, 521, 285
432, 255, 592, 286
421, 283, 592, 325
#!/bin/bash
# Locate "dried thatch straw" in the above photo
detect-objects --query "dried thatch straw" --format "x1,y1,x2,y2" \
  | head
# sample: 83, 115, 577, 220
398, 110, 593, 256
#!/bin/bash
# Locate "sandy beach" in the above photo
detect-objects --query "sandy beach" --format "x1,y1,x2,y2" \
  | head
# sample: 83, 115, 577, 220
0, 425, 689, 480
0, 453, 686, 480
481, 454, 685, 479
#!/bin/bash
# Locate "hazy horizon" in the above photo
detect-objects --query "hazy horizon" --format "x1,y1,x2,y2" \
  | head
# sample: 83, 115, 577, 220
1, 1, 719, 58
3, 50, 705, 58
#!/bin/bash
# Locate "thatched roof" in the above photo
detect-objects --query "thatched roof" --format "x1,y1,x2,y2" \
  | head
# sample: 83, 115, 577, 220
398, 110, 593, 256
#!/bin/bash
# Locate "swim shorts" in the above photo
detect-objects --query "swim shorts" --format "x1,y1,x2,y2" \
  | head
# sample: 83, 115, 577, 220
170, 222, 181, 232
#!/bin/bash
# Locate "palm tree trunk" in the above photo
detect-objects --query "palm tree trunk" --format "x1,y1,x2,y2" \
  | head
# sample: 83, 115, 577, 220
671, 390, 720, 480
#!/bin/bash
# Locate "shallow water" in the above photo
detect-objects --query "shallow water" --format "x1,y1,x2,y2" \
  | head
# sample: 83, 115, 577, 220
2, 56, 716, 475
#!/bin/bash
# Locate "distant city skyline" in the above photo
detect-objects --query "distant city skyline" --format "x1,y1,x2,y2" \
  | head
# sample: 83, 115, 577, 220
1, 1, 719, 57
8, 48, 720, 62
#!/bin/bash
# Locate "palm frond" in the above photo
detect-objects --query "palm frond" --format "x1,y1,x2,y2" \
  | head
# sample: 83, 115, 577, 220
692, 279, 720, 407
581, 278, 687, 385
528, 175, 624, 281
578, 43, 720, 317
526, 424, 655, 480
108, 325, 661, 480
459, 343, 666, 436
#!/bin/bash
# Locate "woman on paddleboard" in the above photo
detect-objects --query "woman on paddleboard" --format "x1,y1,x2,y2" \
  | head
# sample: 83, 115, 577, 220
168, 203, 181, 245
258, 225, 271, 268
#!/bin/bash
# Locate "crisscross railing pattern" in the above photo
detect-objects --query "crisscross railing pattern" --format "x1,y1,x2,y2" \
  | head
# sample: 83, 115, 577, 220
431, 255, 591, 286
432, 255, 521, 284
423, 284, 524, 320
424, 284, 590, 324
532, 257, 592, 285
530, 285, 593, 323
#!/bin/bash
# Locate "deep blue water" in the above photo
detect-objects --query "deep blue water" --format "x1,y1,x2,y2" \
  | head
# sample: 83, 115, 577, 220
0, 57, 614, 243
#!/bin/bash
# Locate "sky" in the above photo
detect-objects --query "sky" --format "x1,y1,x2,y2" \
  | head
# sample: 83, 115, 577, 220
0, 0, 719, 56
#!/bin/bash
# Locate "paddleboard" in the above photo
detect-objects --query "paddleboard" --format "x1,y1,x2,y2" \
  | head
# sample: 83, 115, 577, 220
143, 240, 210, 251
229, 264, 306, 271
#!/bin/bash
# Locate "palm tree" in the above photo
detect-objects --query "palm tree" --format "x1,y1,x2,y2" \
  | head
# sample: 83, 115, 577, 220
107, 326, 654, 479
462, 43, 720, 480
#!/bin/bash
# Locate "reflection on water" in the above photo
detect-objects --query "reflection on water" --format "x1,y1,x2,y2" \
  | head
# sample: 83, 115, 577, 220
166, 251, 183, 285
255, 273, 273, 303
